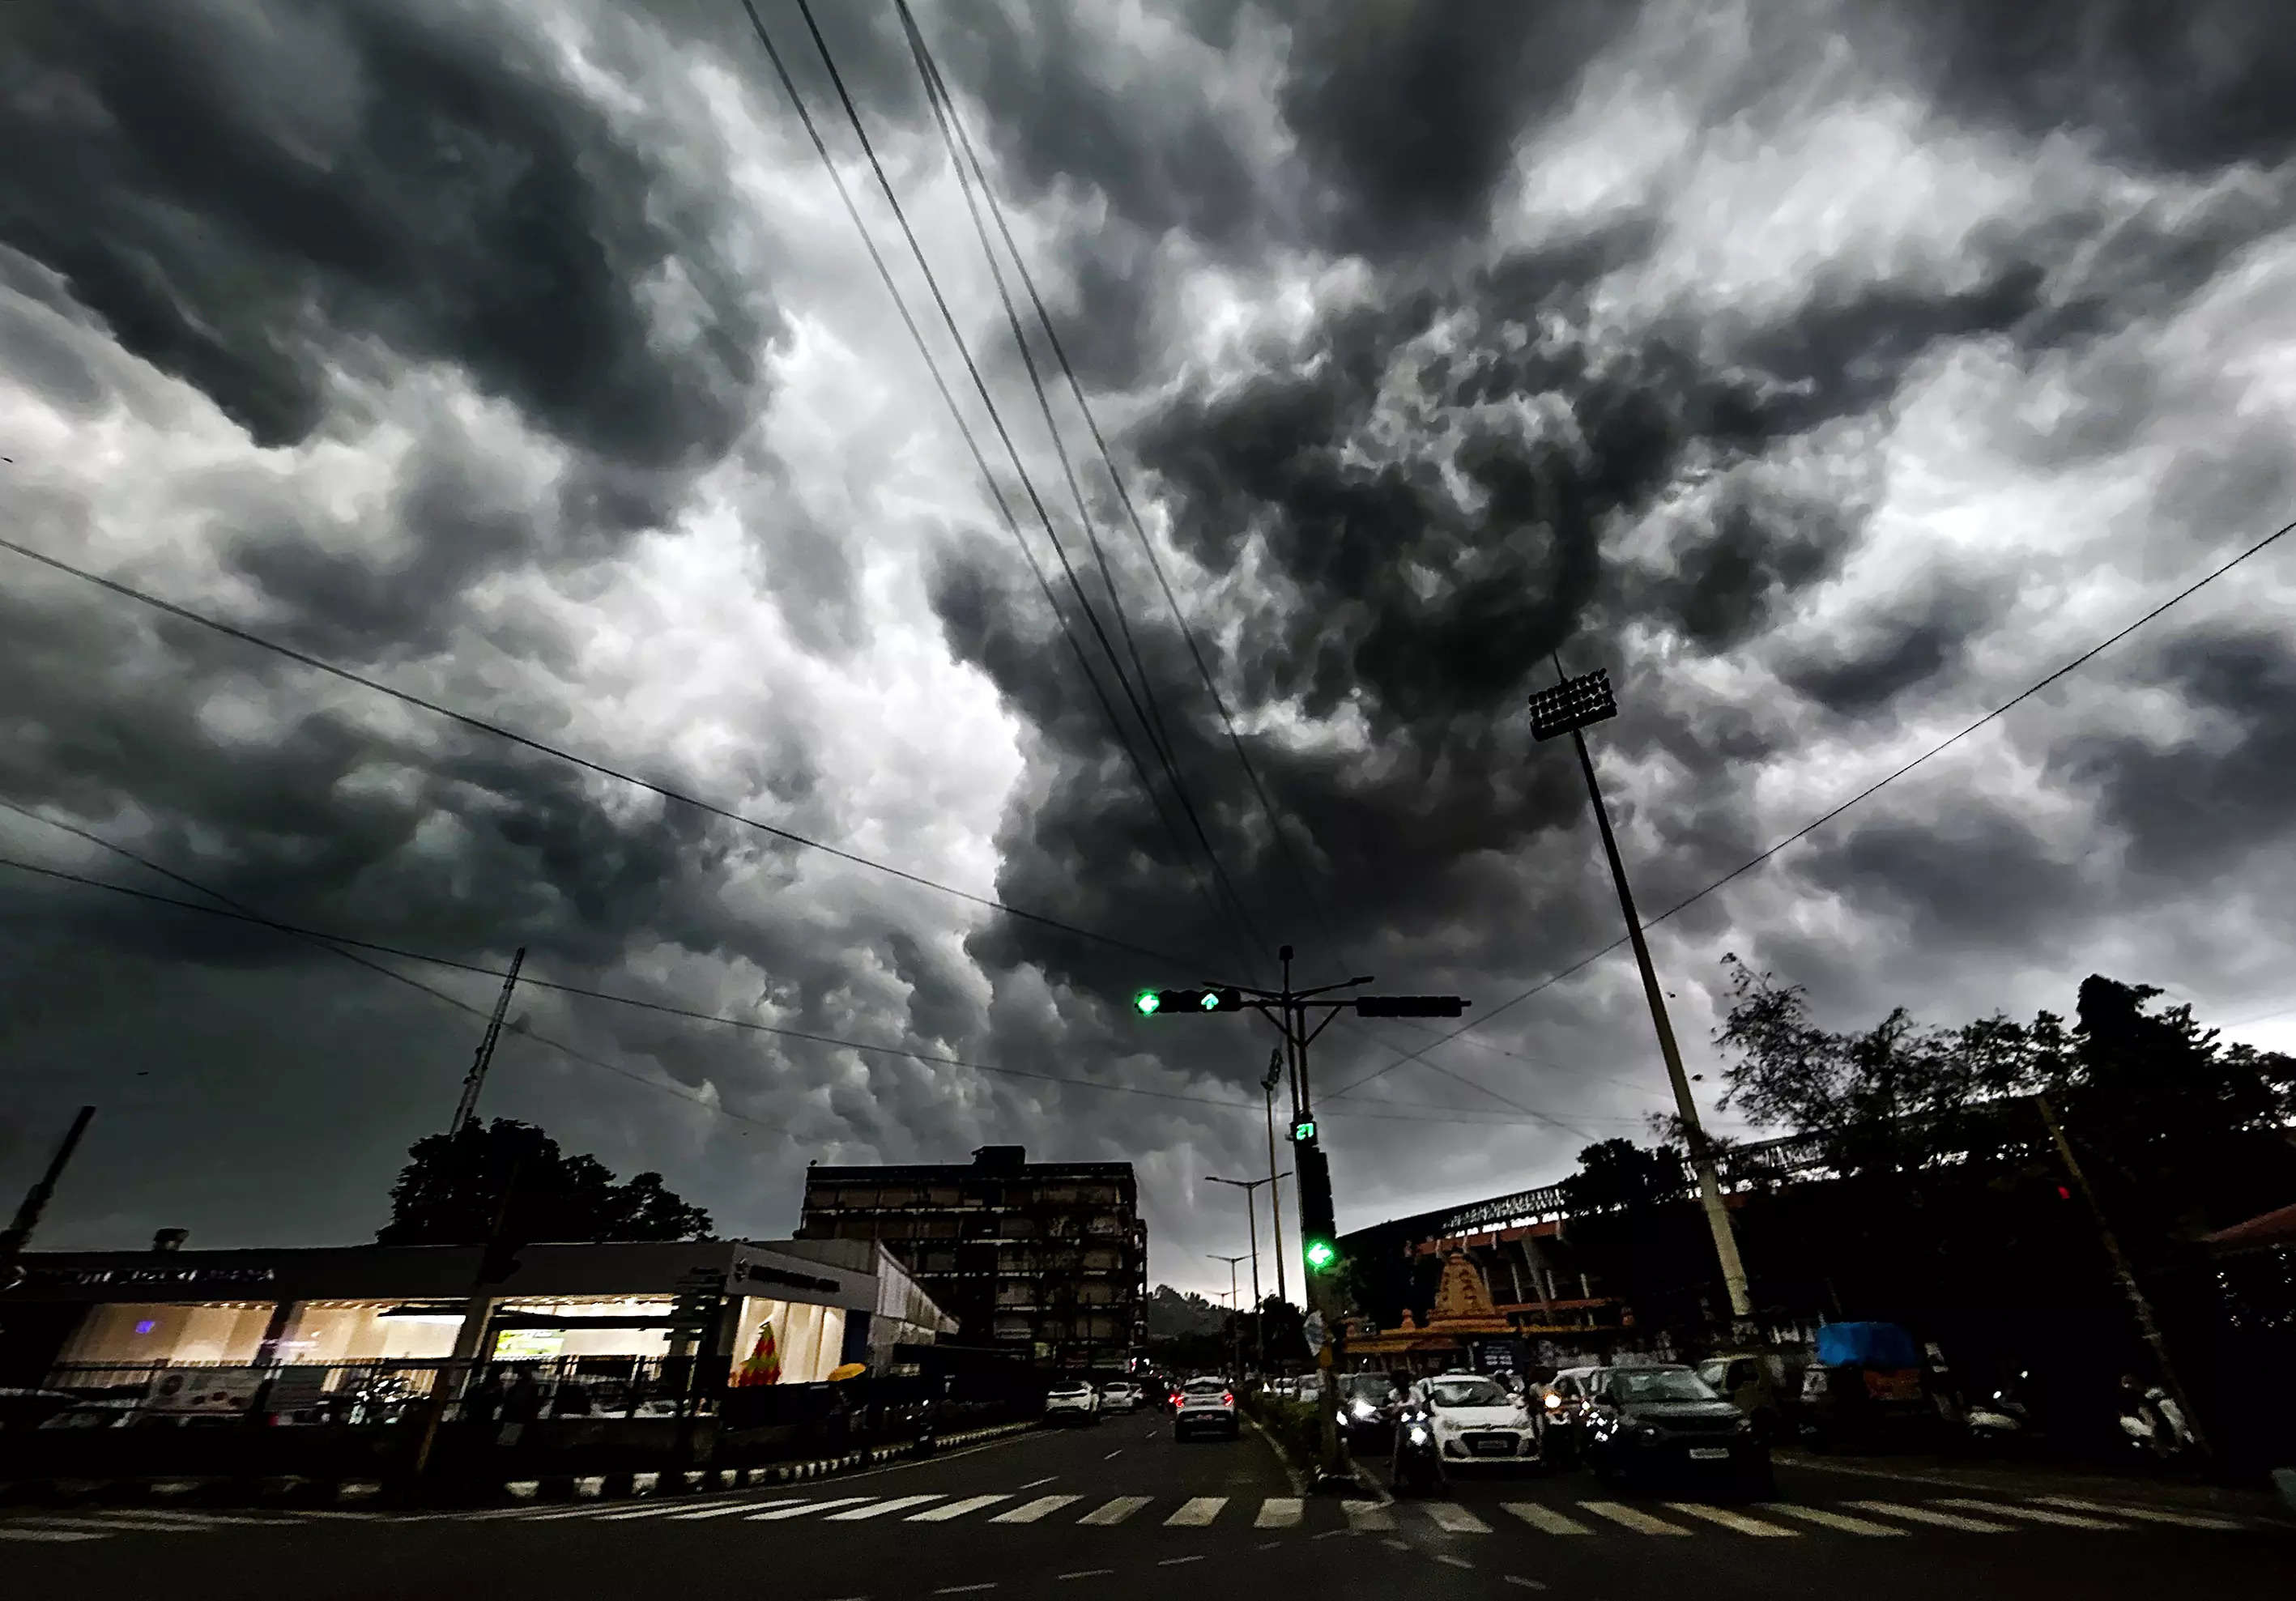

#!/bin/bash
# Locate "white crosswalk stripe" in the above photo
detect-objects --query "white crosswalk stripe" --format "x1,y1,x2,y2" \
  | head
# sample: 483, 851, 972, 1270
990, 1495, 1082, 1524
0, 1528, 107, 1543
1841, 1500, 2013, 1533
1578, 1502, 1691, 1536
1254, 1498, 1302, 1529
828, 1495, 944, 1521
5, 1515, 238, 1534
596, 1498, 758, 1522
1503, 1503, 1591, 1535
1078, 1497, 1155, 1526
1769, 1505, 1910, 1537
1662, 1503, 1797, 1536
1342, 1501, 1396, 1533
2029, 1497, 2245, 1531
658, 1499, 807, 1522
909, 1496, 1012, 1522
748, 1497, 872, 1521
1425, 1502, 1492, 1534
1163, 1497, 1227, 1527
1932, 1499, 2126, 1531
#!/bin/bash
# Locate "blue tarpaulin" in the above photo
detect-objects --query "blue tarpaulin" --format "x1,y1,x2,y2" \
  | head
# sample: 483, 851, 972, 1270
1815, 1322, 1922, 1370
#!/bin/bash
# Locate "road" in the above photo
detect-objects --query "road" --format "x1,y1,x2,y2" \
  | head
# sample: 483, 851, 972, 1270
3, 1409, 2289, 1600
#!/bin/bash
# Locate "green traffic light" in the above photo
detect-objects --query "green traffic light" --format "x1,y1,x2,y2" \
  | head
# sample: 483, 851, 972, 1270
1135, 990, 1161, 1016
1291, 1118, 1316, 1141
1305, 1239, 1338, 1272
1199, 990, 1220, 1011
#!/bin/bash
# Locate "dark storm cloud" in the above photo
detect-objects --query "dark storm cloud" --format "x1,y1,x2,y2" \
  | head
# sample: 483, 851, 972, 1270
0, 0, 771, 471
2055, 628, 2296, 882
1272, 0, 1638, 254
1885, 0, 2296, 174
1776, 578, 2001, 717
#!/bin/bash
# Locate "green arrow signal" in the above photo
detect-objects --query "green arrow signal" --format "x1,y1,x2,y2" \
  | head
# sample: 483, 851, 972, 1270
1198, 990, 1220, 1011
1134, 990, 1161, 1016
1304, 1239, 1338, 1271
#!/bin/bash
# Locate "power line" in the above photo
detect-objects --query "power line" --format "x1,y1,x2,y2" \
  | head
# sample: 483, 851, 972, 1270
891, 0, 1272, 968
0, 848, 1563, 1131
1327, 511, 2296, 1104
0, 534, 1208, 977
734, 0, 1263, 986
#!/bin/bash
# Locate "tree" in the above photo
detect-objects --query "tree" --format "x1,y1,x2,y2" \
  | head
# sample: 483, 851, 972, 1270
377, 1118, 714, 1246
1559, 1137, 1685, 1215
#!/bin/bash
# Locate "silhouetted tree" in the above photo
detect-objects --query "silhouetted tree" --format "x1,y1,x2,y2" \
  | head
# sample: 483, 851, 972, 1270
378, 1118, 714, 1245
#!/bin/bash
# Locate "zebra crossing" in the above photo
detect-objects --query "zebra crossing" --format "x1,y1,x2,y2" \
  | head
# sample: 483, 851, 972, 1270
0, 1508, 341, 1544
432, 1488, 2273, 1540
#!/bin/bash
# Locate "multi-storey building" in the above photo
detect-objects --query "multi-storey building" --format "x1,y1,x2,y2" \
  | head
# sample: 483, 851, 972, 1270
796, 1145, 1145, 1373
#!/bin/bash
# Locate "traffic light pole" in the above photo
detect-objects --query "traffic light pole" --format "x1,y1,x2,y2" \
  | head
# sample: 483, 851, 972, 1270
1133, 957, 1467, 1484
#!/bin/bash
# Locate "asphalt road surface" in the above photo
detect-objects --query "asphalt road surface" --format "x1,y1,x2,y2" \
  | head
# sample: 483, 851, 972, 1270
4, 1412, 2289, 1600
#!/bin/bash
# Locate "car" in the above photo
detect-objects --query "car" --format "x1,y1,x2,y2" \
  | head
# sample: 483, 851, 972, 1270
1410, 1370, 1540, 1467
1098, 1381, 1139, 1415
1044, 1380, 1100, 1426
1174, 1376, 1239, 1441
1336, 1372, 1402, 1450
1576, 1364, 1771, 1496
1695, 1352, 1802, 1444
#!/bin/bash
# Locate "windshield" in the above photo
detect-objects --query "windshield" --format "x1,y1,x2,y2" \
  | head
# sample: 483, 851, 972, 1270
1604, 1368, 1720, 1404
1340, 1376, 1395, 1401
1050, 1383, 1091, 1395
1428, 1378, 1511, 1408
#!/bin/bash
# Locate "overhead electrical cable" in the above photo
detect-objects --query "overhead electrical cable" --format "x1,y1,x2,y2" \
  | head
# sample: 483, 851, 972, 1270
0, 847, 1574, 1130
0, 534, 1209, 976
736, 0, 1263, 984
1326, 512, 2296, 1105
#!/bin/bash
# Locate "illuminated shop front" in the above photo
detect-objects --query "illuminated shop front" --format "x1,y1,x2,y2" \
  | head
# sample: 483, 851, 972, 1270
2, 1236, 953, 1394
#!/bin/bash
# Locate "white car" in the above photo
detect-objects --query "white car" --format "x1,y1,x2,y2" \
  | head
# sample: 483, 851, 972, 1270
1413, 1371, 1540, 1465
1174, 1376, 1239, 1441
1045, 1380, 1100, 1426
1097, 1381, 1139, 1415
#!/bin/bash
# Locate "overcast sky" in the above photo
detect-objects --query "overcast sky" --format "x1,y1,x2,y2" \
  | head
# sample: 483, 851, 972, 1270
3, 0, 2293, 1304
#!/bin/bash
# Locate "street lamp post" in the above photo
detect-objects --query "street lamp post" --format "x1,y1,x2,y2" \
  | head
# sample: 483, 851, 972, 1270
1208, 1254, 1250, 1381
1529, 659, 1755, 1326
1208, 1173, 1291, 1372
1261, 1049, 1289, 1308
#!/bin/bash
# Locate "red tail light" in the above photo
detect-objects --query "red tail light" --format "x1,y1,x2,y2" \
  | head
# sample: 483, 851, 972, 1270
1223, 1390, 1233, 1407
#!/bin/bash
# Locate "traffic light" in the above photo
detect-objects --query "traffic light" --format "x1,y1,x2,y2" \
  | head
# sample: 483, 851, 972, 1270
1354, 995, 1469, 1019
1290, 1118, 1317, 1143
1131, 987, 1245, 1016
1296, 1138, 1339, 1277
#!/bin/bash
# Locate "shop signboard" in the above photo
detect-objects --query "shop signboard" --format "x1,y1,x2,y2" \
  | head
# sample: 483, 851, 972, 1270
147, 1367, 270, 1414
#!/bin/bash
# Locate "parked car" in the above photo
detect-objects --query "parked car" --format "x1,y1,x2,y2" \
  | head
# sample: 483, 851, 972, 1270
1578, 1365, 1771, 1497
1174, 1376, 1239, 1441
1409, 1370, 1540, 1467
1044, 1380, 1100, 1426
1098, 1381, 1139, 1415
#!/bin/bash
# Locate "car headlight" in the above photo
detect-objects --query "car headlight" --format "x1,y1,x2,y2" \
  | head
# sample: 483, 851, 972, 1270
1350, 1400, 1376, 1420
1542, 1392, 1562, 1411
1407, 1424, 1432, 1446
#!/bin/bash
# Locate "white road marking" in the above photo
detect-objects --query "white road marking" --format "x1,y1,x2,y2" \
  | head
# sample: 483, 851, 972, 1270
103, 1510, 301, 1526
1578, 1501, 1691, 1536
933, 1586, 999, 1595
0, 1529, 108, 1543
1502, 1503, 1591, 1535
1769, 1505, 1910, 1537
1425, 1501, 1492, 1534
660, 1499, 806, 1522
1078, 1497, 1154, 1526
1933, 1498, 2125, 1531
1157, 1555, 1205, 1566
1164, 1497, 1227, 1526
748, 1497, 873, 1521
1103, 1450, 1123, 1460
1255, 1497, 1303, 1528
909, 1497, 1011, 1522
1058, 1572, 1114, 1581
1662, 1502, 1799, 1536
990, 1495, 1082, 1524
5, 1515, 227, 1533
1840, 1500, 2013, 1533
2029, 1497, 2243, 1531
1016, 1476, 1058, 1490
1435, 1554, 1474, 1570
1382, 1538, 1411, 1552
1503, 1578, 1548, 1590
828, 1495, 945, 1521
1342, 1500, 1396, 1533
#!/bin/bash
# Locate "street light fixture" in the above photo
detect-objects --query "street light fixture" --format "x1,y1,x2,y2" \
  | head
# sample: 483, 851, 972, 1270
1207, 1173, 1291, 1371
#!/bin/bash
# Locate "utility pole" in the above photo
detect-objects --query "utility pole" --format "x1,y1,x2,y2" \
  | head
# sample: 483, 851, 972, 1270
2033, 1094, 2211, 1459
0, 1105, 96, 1284
1208, 1173, 1289, 1373
1530, 662, 1755, 1326
410, 1156, 527, 1482
1262, 1049, 1289, 1308
449, 947, 526, 1133
1209, 1254, 1249, 1379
